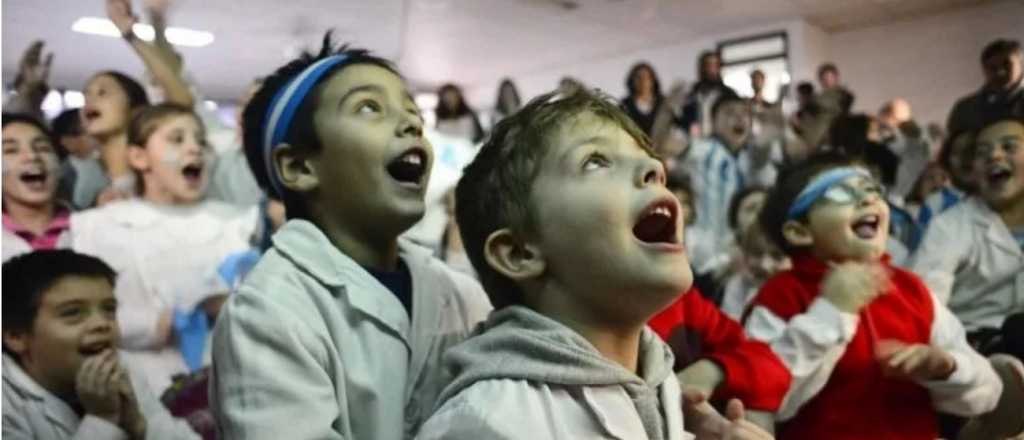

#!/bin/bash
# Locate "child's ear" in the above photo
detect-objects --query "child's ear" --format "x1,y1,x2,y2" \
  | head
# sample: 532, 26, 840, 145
127, 145, 150, 172
2, 330, 28, 356
484, 228, 545, 282
782, 220, 814, 248
272, 143, 319, 192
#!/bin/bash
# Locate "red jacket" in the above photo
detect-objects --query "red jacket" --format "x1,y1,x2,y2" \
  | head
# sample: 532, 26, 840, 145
751, 254, 938, 440
648, 288, 791, 411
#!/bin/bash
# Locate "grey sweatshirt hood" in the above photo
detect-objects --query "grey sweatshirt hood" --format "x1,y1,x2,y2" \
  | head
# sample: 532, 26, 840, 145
437, 305, 676, 440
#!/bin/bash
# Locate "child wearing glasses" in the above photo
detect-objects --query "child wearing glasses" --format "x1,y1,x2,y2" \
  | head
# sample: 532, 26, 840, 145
742, 152, 1001, 440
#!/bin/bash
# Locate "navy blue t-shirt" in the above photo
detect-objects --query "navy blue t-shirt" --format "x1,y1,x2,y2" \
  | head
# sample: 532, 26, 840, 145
366, 258, 413, 317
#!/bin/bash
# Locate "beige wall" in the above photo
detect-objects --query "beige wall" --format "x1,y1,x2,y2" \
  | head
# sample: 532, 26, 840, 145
464, 0, 1024, 130
825, 0, 1024, 128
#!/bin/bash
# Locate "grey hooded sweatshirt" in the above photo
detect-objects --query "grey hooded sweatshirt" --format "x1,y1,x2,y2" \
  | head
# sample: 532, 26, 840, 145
416, 305, 691, 440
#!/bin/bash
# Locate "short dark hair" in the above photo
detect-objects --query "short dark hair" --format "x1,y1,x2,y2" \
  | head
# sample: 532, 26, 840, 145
241, 31, 398, 221
94, 70, 150, 111
455, 86, 652, 310
625, 62, 663, 99
711, 95, 747, 119
667, 167, 696, 222
796, 82, 815, 96
728, 185, 769, 231
750, 69, 765, 79
2, 250, 116, 335
938, 129, 975, 174
52, 108, 83, 138
1, 113, 58, 158
2, 113, 52, 138
981, 39, 1021, 64
818, 63, 839, 78
759, 152, 857, 254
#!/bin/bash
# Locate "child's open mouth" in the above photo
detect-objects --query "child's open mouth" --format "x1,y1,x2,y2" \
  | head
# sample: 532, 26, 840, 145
986, 165, 1013, 187
78, 340, 112, 356
181, 163, 204, 185
633, 198, 679, 246
386, 147, 428, 187
851, 214, 881, 239
83, 108, 102, 124
19, 170, 48, 189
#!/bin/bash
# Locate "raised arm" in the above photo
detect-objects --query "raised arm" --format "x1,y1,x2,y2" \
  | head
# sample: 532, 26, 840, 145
106, 0, 194, 108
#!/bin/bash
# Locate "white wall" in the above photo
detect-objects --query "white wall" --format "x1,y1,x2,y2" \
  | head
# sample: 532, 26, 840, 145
462, 19, 810, 113
816, 0, 1024, 127
462, 0, 1024, 130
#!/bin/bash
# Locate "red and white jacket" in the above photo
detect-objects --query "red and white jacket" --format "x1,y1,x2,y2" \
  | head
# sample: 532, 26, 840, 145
744, 254, 1001, 440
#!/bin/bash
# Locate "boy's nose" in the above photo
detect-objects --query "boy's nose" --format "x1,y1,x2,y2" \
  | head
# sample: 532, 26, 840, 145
638, 157, 665, 187
398, 112, 423, 138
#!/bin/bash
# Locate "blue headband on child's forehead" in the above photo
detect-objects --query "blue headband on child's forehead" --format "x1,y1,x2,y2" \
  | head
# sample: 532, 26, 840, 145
786, 166, 872, 219
263, 54, 350, 197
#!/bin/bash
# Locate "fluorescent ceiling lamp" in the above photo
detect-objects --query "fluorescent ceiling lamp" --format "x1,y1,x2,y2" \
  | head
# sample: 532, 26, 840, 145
71, 17, 214, 47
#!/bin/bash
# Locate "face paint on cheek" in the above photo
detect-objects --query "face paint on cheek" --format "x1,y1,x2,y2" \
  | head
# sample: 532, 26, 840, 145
41, 153, 60, 174
159, 149, 185, 168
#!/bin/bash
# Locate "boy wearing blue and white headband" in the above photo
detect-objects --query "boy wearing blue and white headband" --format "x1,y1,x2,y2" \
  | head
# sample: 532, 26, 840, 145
742, 153, 1001, 440
209, 34, 491, 440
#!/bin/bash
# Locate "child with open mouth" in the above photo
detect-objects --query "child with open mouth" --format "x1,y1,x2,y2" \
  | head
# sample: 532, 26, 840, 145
70, 104, 259, 394
745, 153, 1001, 440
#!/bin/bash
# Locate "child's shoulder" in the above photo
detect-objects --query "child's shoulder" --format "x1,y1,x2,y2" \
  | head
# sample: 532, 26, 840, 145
418, 379, 596, 440
400, 240, 493, 320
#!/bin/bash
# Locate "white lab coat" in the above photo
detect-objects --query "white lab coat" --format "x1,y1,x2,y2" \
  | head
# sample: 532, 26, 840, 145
2, 354, 199, 440
909, 197, 1024, 331
70, 199, 259, 393
416, 376, 692, 440
210, 220, 491, 440
1, 227, 72, 262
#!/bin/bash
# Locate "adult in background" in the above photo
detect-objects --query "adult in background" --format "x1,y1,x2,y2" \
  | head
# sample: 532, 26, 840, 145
620, 62, 665, 136
947, 39, 1023, 135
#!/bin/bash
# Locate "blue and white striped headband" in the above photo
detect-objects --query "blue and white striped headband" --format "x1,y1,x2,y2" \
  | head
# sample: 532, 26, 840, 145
786, 166, 872, 219
263, 54, 350, 197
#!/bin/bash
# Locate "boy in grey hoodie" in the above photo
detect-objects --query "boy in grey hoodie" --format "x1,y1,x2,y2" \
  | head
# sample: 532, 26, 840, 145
416, 87, 772, 440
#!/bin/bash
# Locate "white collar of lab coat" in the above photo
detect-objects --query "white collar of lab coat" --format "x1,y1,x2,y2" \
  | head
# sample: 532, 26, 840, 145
270, 219, 443, 346
966, 197, 1023, 258
2, 355, 81, 433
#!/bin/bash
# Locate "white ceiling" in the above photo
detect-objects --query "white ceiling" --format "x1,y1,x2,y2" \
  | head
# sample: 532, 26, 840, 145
1, 0, 996, 102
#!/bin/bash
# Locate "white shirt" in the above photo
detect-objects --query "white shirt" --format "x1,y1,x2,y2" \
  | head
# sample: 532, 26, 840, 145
210, 220, 491, 440
70, 199, 259, 392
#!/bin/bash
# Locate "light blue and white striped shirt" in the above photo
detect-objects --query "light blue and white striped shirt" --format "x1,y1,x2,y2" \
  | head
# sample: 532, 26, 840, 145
680, 136, 778, 251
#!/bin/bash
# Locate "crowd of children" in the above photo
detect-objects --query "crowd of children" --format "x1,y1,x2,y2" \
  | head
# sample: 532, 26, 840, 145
3, 0, 1024, 437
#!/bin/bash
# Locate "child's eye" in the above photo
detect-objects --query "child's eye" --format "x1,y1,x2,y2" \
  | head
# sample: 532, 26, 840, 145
356, 101, 382, 114
59, 307, 83, 319
582, 153, 610, 171
34, 142, 55, 154
102, 303, 118, 315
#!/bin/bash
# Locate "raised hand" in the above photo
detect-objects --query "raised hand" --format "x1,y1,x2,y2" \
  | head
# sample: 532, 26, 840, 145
106, 0, 138, 36
876, 340, 956, 381
821, 262, 890, 314
117, 366, 148, 439
76, 350, 123, 425
683, 390, 775, 439
14, 40, 53, 92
